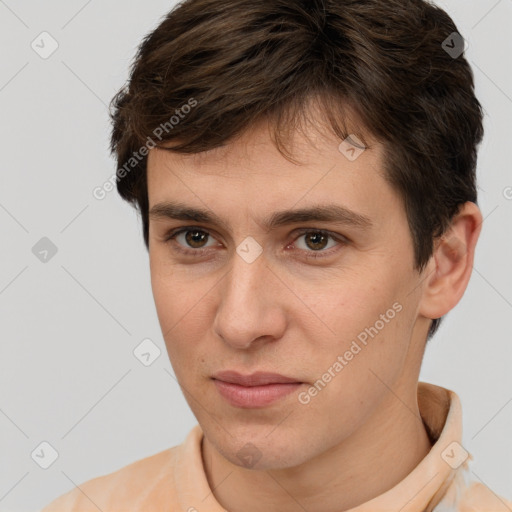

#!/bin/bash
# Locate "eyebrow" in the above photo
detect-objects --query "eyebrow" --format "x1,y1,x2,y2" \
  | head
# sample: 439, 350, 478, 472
148, 201, 373, 232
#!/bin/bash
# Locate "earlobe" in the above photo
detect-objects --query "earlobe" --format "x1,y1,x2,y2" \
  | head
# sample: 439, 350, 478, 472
418, 202, 483, 321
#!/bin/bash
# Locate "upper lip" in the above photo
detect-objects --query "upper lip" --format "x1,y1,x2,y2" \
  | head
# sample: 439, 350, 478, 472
212, 370, 301, 386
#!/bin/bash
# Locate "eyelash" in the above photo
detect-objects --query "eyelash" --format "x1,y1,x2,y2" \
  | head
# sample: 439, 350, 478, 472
163, 227, 347, 260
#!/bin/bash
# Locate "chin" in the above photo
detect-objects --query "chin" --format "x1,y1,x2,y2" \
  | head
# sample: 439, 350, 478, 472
211, 427, 315, 471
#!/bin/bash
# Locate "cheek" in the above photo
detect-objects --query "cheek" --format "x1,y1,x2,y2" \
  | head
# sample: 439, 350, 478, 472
302, 267, 411, 378
295, 287, 412, 435
150, 250, 194, 324
304, 271, 393, 342
150, 264, 214, 363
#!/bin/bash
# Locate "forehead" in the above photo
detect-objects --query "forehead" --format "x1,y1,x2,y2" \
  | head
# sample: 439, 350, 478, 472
147, 112, 383, 180
145, 119, 403, 241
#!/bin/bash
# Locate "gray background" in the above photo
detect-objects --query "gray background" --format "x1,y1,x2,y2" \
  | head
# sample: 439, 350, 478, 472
0, 1, 511, 510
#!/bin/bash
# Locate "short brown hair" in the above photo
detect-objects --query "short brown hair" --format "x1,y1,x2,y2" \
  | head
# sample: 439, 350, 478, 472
109, 0, 484, 341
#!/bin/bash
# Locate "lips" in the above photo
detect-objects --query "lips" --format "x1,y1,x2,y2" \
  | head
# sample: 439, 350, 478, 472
212, 370, 303, 408
212, 370, 301, 386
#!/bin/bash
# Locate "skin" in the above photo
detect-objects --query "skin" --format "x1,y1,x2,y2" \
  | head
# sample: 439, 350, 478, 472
146, 111, 482, 512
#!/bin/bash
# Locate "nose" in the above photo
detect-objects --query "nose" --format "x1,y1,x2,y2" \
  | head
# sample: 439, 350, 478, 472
212, 248, 287, 350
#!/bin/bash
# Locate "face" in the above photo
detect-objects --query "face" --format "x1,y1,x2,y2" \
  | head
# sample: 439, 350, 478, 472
147, 116, 431, 470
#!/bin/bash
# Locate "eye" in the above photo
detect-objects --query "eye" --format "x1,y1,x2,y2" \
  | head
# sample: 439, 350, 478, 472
289, 229, 346, 259
164, 227, 347, 259
166, 227, 218, 255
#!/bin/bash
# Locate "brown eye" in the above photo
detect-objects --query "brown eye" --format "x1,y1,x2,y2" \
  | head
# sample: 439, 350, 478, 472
183, 229, 209, 249
304, 232, 330, 251
165, 228, 218, 255
293, 230, 342, 255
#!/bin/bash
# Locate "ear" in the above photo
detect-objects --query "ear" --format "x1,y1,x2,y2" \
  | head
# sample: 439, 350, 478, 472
418, 201, 483, 321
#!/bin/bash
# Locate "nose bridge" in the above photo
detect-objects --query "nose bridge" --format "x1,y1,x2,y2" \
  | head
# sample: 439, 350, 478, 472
213, 243, 282, 349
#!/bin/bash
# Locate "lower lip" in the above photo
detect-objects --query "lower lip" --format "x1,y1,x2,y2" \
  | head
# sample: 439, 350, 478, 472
213, 379, 303, 408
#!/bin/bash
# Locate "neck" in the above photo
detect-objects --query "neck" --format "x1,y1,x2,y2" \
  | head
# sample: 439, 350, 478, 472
202, 387, 432, 512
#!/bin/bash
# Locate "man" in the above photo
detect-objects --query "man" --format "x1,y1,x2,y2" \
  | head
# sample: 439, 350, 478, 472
42, 0, 511, 510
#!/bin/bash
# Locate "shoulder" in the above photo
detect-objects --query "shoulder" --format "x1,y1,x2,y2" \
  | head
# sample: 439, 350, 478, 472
458, 482, 512, 511
40, 446, 179, 512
